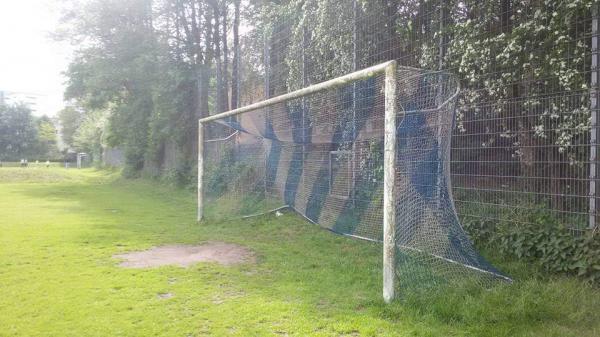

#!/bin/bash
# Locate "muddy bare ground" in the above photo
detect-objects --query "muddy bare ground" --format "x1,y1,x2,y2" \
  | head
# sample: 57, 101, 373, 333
113, 242, 255, 268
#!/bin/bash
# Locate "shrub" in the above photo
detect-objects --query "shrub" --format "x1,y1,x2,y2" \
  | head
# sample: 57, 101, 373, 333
462, 205, 600, 284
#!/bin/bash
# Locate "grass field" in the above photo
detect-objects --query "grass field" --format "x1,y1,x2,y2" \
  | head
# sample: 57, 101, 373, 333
0, 167, 599, 336
0, 161, 64, 168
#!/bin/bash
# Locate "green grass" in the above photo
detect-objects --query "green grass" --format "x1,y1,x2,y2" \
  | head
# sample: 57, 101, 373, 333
0, 161, 63, 168
0, 167, 599, 336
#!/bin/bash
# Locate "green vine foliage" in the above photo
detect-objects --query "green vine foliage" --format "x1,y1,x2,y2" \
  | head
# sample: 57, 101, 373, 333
463, 207, 600, 284
204, 146, 261, 200
445, 0, 593, 165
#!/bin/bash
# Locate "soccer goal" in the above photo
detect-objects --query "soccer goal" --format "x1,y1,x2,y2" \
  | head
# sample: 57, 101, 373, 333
197, 60, 509, 303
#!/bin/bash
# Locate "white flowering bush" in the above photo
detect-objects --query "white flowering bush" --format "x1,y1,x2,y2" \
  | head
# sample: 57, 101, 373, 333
445, 0, 593, 165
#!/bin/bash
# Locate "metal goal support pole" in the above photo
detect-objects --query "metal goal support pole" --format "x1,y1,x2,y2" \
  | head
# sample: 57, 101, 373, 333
383, 61, 397, 303
197, 120, 204, 222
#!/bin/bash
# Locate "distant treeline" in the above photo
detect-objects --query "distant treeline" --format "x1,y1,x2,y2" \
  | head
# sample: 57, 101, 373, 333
0, 103, 62, 162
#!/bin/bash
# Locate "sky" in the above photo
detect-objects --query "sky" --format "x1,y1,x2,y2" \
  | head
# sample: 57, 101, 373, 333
0, 0, 71, 117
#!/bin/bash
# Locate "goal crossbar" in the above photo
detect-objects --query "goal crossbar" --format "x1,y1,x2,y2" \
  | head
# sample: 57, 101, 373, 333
198, 60, 396, 123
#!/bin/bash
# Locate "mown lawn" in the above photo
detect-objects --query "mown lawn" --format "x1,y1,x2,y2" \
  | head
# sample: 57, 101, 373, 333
0, 167, 599, 336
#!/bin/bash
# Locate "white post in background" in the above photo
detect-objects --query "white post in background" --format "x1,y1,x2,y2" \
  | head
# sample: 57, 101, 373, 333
383, 60, 398, 303
197, 121, 204, 222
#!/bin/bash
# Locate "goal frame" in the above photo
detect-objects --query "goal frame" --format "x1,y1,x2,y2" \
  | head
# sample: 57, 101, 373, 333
197, 60, 399, 303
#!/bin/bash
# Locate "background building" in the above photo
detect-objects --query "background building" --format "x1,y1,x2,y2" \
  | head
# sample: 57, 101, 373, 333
0, 90, 46, 114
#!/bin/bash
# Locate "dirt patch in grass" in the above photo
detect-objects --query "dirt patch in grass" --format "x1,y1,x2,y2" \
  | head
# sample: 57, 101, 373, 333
114, 242, 255, 268
157, 292, 173, 299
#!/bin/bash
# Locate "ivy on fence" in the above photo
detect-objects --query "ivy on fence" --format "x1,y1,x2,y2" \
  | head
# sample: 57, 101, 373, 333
463, 208, 600, 284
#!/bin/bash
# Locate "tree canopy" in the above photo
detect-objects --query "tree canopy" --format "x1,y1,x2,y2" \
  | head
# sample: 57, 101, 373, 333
58, 0, 594, 185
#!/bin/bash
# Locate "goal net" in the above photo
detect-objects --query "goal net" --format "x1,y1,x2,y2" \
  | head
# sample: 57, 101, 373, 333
198, 61, 510, 301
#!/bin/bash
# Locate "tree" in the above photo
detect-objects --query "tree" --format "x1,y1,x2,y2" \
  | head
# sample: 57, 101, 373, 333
61, 0, 158, 175
60, 0, 239, 175
58, 106, 82, 149
35, 116, 61, 160
73, 109, 110, 162
231, 0, 240, 109
443, 0, 593, 209
0, 104, 38, 161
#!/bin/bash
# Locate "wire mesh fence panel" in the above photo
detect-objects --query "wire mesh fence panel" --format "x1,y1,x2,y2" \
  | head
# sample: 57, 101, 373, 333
235, 0, 597, 235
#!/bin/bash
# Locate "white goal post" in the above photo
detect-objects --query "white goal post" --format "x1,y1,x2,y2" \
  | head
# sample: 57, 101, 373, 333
197, 60, 399, 303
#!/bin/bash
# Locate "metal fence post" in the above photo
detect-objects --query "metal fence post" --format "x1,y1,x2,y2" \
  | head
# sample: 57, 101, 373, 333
590, 3, 599, 229
302, 22, 308, 188
264, 31, 271, 196
435, 0, 447, 208
198, 121, 204, 222
351, 0, 358, 205
383, 60, 398, 303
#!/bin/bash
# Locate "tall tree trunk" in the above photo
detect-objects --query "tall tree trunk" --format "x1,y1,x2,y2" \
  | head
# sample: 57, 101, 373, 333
221, 2, 230, 111
201, 3, 214, 119
231, 0, 240, 109
415, 0, 430, 66
384, 0, 398, 61
500, 0, 512, 33
213, 4, 223, 113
